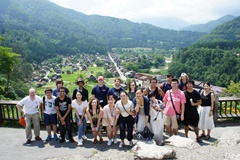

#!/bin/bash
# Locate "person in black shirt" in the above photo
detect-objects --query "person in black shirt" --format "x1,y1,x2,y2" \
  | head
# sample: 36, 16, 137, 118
107, 78, 124, 102
72, 78, 89, 101
55, 86, 75, 143
184, 80, 202, 143
198, 82, 215, 140
145, 78, 164, 100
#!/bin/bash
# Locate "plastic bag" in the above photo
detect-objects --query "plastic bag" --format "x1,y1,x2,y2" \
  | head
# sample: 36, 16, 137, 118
19, 117, 26, 128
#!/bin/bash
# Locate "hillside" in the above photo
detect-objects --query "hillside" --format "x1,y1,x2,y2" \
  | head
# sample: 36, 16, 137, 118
180, 15, 236, 33
197, 16, 240, 43
0, 0, 206, 62
168, 16, 240, 87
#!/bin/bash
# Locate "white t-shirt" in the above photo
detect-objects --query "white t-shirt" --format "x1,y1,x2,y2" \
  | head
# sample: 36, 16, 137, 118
116, 100, 134, 117
18, 96, 42, 114
72, 99, 88, 115
43, 96, 57, 114
102, 104, 118, 126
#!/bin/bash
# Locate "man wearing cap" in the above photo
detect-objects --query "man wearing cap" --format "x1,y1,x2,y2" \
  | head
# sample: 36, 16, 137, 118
160, 73, 174, 93
92, 76, 109, 108
16, 88, 42, 144
72, 78, 89, 101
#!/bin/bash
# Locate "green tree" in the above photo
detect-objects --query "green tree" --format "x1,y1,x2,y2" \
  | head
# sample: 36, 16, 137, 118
223, 81, 240, 96
0, 41, 21, 92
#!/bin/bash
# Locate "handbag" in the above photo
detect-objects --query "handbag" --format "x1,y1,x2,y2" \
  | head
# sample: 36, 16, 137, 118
170, 92, 181, 124
139, 126, 154, 140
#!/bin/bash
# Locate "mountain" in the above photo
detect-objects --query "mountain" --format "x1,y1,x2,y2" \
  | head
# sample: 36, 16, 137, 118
180, 15, 236, 33
0, 0, 206, 62
197, 16, 240, 43
131, 17, 190, 30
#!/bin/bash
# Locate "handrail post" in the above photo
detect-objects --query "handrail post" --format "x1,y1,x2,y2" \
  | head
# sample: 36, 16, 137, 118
0, 104, 3, 124
214, 92, 219, 123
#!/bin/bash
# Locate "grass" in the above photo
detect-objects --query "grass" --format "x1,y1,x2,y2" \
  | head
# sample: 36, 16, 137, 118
89, 66, 104, 73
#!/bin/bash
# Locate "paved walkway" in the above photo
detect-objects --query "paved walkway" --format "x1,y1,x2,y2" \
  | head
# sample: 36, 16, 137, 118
1, 125, 240, 160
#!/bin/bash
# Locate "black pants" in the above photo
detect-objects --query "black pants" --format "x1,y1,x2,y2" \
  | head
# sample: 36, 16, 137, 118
59, 115, 72, 140
119, 114, 135, 141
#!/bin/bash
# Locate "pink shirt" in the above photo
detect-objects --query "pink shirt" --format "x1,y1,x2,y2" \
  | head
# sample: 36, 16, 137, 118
163, 89, 186, 116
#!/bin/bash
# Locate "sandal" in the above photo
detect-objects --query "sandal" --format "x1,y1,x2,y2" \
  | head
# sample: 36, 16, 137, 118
200, 134, 206, 138
93, 138, 98, 144
99, 138, 103, 144
196, 138, 203, 143
205, 135, 211, 140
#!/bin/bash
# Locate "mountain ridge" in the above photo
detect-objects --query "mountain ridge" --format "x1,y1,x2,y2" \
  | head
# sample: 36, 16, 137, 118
180, 15, 236, 33
0, 0, 206, 62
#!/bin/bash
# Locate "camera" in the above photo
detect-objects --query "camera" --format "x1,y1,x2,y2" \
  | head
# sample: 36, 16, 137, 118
159, 103, 165, 109
130, 108, 135, 112
152, 103, 157, 107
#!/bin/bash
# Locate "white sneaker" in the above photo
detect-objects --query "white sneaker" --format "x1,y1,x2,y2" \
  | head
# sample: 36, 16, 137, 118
78, 139, 83, 146
82, 135, 87, 140
113, 138, 118, 144
107, 139, 112, 146
129, 141, 133, 147
119, 142, 124, 148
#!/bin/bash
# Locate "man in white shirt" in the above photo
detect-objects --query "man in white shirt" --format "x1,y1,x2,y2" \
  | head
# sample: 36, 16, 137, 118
16, 88, 42, 144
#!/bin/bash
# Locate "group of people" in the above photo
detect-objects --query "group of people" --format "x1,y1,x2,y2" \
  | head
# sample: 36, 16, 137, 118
16, 73, 215, 147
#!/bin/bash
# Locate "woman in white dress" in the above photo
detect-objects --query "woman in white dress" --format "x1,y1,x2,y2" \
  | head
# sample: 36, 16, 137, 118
148, 92, 165, 145
133, 89, 150, 134
198, 82, 215, 140
102, 95, 119, 145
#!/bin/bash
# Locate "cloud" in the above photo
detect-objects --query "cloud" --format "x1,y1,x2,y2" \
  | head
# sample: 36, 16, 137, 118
50, 0, 240, 24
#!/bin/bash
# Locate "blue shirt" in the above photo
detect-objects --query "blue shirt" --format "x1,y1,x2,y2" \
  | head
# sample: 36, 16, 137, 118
53, 87, 70, 97
91, 84, 109, 107
162, 82, 172, 93
107, 87, 124, 102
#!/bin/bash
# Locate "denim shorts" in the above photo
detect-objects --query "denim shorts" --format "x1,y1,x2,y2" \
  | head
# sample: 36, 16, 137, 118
44, 113, 58, 125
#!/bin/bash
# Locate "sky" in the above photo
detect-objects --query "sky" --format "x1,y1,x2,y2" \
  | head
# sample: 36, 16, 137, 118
49, 0, 240, 24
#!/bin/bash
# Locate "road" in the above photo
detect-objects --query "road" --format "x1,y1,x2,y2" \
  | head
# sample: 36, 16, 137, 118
108, 53, 127, 81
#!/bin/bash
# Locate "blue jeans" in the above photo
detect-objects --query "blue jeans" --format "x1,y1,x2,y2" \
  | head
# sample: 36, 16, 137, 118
75, 114, 86, 140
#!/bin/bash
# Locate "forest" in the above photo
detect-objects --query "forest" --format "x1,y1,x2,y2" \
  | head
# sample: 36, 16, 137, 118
0, 0, 205, 63
168, 44, 240, 87
0, 0, 240, 100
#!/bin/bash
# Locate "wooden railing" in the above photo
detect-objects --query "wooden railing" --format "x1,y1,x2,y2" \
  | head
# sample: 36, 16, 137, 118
216, 97, 240, 120
0, 97, 240, 124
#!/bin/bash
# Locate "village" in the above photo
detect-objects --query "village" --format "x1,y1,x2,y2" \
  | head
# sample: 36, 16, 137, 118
30, 52, 224, 97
